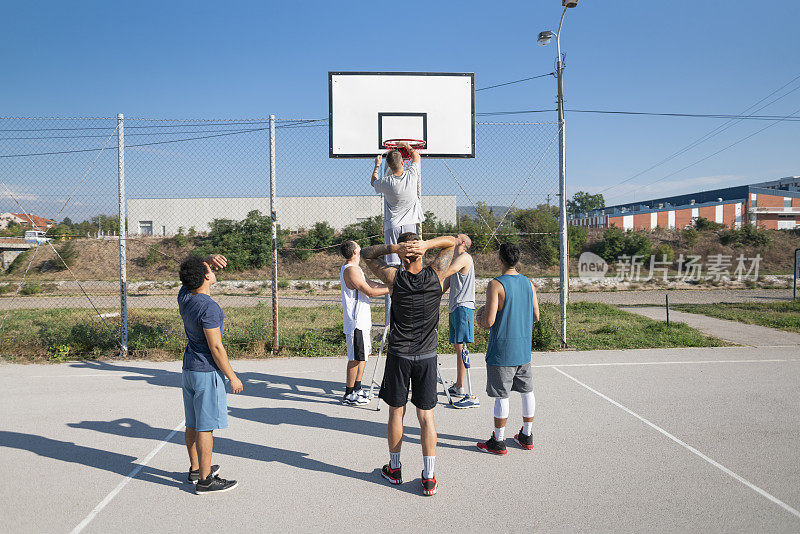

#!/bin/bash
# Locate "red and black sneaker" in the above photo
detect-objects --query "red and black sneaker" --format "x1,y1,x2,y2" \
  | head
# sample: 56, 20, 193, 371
477, 432, 508, 455
381, 464, 403, 485
421, 471, 437, 496
514, 428, 534, 450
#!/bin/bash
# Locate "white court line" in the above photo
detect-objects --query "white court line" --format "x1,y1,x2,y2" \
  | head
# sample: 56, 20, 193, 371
70, 419, 185, 534
552, 366, 800, 520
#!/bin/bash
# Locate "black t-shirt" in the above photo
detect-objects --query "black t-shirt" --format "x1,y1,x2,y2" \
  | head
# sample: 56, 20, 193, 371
388, 266, 443, 357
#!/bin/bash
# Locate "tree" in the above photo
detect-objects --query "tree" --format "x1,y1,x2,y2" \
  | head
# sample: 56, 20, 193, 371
567, 191, 605, 215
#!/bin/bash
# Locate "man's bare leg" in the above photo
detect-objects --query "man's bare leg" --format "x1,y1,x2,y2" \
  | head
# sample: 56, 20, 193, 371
196, 430, 214, 480
185, 427, 199, 471
387, 405, 406, 453
417, 407, 437, 483
356, 361, 366, 384
346, 361, 359, 388
453, 343, 466, 389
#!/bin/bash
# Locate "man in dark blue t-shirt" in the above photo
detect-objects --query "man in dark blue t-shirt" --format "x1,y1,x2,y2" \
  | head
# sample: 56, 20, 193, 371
178, 254, 243, 494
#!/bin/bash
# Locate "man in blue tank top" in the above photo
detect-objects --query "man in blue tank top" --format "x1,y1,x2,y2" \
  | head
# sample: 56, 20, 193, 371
476, 243, 540, 455
361, 232, 460, 496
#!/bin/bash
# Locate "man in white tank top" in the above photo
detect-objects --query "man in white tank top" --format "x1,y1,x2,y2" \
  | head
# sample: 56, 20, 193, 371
339, 240, 389, 405
442, 235, 477, 406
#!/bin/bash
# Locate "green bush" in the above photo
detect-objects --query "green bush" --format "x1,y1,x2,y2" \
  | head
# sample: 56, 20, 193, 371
653, 243, 675, 263
682, 227, 699, 247
592, 227, 653, 263
0, 283, 18, 296
512, 205, 556, 265
568, 225, 588, 258
20, 282, 42, 295
719, 224, 772, 247
422, 211, 457, 237
194, 210, 286, 270
693, 216, 725, 231
295, 222, 336, 261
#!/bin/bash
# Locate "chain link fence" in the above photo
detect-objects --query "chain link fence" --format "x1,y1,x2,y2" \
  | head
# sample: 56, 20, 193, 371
0, 116, 559, 359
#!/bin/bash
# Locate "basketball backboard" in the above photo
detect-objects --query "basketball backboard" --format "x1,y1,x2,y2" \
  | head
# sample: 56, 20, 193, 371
328, 72, 475, 158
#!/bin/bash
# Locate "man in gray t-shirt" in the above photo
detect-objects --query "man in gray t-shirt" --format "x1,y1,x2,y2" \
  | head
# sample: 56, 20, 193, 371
371, 142, 423, 265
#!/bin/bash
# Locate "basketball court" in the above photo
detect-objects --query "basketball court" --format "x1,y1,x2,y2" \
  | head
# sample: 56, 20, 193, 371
2, 345, 799, 532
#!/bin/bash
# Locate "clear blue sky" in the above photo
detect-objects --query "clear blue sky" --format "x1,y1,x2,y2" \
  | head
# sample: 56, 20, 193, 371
2, 0, 799, 213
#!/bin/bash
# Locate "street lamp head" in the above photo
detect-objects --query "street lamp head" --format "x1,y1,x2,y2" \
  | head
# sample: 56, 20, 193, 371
537, 31, 555, 45
537, 31, 555, 46
563, 0, 579, 7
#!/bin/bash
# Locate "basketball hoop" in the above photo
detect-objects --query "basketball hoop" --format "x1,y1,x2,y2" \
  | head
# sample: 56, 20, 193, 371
383, 139, 426, 161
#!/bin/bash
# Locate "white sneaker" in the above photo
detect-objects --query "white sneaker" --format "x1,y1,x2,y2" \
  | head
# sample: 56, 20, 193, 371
448, 384, 466, 396
356, 388, 370, 399
347, 391, 369, 406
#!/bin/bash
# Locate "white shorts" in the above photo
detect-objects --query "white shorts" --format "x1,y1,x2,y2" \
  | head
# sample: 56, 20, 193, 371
345, 328, 371, 362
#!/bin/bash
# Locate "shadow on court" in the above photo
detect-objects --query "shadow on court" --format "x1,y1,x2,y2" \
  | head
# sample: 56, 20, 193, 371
0, 430, 189, 492
65, 418, 423, 494
70, 360, 344, 404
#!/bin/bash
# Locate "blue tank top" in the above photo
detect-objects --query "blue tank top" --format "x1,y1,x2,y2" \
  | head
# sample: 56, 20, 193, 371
485, 273, 534, 367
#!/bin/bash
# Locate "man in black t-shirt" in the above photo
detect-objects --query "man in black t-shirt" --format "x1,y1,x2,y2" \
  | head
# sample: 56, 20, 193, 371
361, 233, 459, 497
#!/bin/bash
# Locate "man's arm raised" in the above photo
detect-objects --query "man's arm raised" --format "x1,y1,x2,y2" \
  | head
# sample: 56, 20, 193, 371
397, 141, 421, 168
360, 243, 402, 290
405, 236, 457, 286
370, 154, 383, 188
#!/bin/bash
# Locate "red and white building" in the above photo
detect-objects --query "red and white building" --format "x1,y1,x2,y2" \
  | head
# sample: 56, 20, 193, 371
0, 212, 56, 231
569, 176, 800, 231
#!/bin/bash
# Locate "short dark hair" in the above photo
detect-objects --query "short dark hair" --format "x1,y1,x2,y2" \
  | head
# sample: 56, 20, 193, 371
498, 242, 520, 267
386, 150, 403, 172
398, 232, 420, 243
340, 240, 358, 259
179, 256, 209, 290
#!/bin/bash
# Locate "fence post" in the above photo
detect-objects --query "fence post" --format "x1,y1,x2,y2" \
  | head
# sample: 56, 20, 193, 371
117, 113, 128, 357
269, 115, 279, 353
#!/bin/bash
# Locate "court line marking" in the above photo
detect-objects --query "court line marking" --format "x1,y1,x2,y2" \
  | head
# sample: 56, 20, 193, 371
70, 419, 185, 534
12, 358, 794, 379
552, 366, 800, 520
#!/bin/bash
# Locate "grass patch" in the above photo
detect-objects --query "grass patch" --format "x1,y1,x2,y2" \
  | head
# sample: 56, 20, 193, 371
0, 302, 725, 362
674, 301, 800, 334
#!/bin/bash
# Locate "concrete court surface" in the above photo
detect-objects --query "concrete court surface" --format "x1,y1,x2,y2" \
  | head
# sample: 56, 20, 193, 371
2, 346, 800, 533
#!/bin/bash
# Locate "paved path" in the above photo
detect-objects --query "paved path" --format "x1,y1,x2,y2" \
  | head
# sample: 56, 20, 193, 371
622, 306, 800, 347
0, 288, 791, 310
2, 347, 800, 532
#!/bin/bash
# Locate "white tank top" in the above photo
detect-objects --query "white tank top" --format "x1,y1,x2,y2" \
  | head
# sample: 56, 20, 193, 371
340, 263, 372, 333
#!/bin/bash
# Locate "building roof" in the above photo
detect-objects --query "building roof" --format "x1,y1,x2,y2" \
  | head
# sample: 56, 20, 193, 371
9, 213, 55, 227
572, 176, 799, 219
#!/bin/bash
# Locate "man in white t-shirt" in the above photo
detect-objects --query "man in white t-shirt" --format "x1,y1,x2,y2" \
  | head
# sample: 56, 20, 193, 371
339, 239, 390, 405
371, 142, 423, 265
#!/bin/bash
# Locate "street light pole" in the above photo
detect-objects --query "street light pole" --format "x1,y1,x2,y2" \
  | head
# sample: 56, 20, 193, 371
540, 2, 576, 348
556, 6, 569, 348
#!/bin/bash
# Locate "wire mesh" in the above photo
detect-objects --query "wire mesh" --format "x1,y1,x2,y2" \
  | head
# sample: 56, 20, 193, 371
0, 116, 559, 358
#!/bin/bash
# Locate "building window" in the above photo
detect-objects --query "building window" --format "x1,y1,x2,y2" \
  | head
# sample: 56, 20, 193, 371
785, 198, 792, 208
751, 197, 757, 207
139, 221, 153, 235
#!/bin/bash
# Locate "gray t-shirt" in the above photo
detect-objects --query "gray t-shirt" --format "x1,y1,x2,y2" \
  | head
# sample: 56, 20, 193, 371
448, 259, 476, 313
373, 162, 423, 228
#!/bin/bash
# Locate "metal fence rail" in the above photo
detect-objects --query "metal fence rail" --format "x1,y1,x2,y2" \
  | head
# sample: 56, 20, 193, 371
0, 116, 559, 359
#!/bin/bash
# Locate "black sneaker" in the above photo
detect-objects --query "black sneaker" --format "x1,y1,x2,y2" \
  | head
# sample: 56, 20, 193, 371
421, 471, 437, 496
187, 464, 220, 483
195, 474, 238, 495
514, 428, 534, 450
381, 463, 403, 485
477, 432, 508, 455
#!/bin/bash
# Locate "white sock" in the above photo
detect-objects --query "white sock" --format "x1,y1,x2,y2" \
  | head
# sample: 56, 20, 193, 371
423, 456, 435, 479
522, 421, 533, 436
494, 426, 505, 441
390, 451, 401, 469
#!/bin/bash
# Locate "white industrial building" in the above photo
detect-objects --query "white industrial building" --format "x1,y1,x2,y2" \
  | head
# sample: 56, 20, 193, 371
127, 195, 457, 235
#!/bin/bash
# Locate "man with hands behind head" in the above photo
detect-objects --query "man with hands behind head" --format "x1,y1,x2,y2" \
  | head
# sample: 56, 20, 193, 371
361, 233, 462, 496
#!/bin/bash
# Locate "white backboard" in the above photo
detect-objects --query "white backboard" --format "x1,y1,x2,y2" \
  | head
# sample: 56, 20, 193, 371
329, 72, 475, 158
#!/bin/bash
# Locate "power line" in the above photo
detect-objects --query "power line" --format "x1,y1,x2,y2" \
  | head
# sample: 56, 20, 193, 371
479, 108, 800, 121
598, 73, 800, 197
476, 72, 554, 92
605, 105, 800, 203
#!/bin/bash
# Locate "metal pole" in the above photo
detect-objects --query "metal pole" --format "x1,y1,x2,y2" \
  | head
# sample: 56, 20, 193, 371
794, 248, 799, 301
556, 9, 568, 348
665, 294, 670, 326
117, 113, 128, 357
269, 115, 279, 353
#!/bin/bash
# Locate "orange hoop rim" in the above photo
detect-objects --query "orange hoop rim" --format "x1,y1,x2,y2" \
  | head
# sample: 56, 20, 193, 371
383, 138, 425, 160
